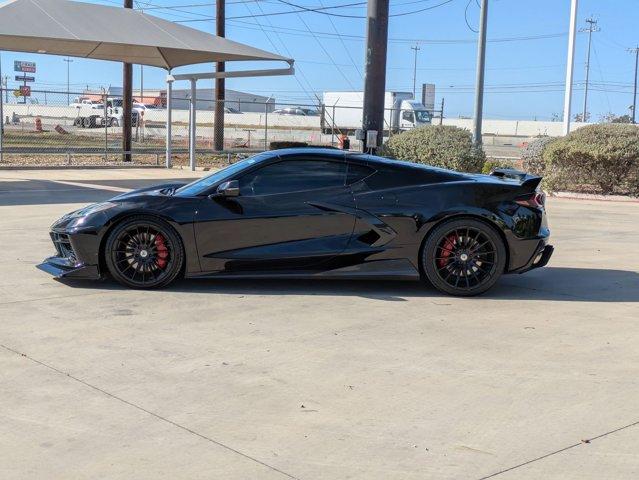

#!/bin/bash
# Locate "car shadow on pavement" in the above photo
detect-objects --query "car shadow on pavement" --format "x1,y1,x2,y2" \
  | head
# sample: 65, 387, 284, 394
60, 266, 639, 302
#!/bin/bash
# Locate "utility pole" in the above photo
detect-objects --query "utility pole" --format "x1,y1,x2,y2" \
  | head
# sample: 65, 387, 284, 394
213, 0, 225, 151
580, 17, 599, 122
562, 0, 578, 135
629, 46, 639, 124
472, 0, 488, 146
63, 57, 73, 105
411, 44, 420, 98
122, 0, 133, 161
362, 0, 390, 152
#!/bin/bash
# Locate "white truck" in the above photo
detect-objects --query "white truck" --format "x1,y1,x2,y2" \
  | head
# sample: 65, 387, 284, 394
73, 98, 140, 128
321, 91, 432, 135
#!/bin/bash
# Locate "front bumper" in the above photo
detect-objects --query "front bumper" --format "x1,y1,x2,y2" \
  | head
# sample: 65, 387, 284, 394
37, 230, 102, 280
37, 256, 100, 279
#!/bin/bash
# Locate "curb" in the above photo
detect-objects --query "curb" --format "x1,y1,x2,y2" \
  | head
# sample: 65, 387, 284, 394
549, 191, 639, 203
0, 164, 165, 171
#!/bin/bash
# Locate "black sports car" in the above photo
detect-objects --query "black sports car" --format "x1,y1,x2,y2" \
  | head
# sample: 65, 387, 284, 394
38, 148, 553, 296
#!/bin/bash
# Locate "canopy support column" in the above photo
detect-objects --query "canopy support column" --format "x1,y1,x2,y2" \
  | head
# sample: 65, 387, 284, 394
165, 75, 173, 168
189, 78, 197, 171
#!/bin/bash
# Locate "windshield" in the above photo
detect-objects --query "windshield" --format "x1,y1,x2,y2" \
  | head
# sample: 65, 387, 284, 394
415, 110, 432, 123
174, 153, 273, 196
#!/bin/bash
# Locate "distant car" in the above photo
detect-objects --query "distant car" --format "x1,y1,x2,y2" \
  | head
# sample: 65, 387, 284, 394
273, 107, 319, 116
70, 98, 102, 108
224, 106, 242, 114
38, 148, 553, 296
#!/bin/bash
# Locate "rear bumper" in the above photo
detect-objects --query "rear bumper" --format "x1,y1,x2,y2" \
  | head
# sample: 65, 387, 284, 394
37, 256, 101, 279
510, 242, 554, 274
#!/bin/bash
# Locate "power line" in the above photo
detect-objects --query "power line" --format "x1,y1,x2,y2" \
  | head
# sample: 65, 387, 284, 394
224, 20, 571, 45
274, 0, 452, 18
463, 0, 478, 33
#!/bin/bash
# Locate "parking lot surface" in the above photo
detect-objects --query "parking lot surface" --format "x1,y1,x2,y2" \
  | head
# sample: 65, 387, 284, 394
1, 168, 638, 480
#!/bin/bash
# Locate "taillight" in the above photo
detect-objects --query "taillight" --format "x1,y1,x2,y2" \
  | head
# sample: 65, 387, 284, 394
515, 192, 545, 209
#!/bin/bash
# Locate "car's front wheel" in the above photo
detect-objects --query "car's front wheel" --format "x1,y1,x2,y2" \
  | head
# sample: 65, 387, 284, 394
104, 216, 184, 289
422, 218, 506, 296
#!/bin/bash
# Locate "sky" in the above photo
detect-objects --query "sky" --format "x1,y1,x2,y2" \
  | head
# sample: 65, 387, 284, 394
0, 0, 638, 120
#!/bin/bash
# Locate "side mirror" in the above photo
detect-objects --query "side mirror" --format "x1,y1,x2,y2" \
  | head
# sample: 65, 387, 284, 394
214, 180, 240, 198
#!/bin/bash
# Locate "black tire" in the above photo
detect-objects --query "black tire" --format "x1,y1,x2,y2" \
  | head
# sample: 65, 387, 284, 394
104, 216, 184, 289
81, 117, 91, 128
109, 118, 119, 127
421, 218, 506, 296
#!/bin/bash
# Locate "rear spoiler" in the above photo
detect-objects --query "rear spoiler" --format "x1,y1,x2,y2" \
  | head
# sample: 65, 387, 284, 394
490, 168, 542, 192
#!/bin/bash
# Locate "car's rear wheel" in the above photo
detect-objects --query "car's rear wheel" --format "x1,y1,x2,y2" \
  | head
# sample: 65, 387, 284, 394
104, 216, 184, 289
421, 218, 506, 296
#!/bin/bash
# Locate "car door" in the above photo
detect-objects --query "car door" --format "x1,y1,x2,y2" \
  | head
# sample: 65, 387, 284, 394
194, 156, 357, 273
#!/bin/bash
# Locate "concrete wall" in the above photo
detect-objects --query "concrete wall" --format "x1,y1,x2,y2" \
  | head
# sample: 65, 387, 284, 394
442, 118, 591, 136
3, 102, 594, 137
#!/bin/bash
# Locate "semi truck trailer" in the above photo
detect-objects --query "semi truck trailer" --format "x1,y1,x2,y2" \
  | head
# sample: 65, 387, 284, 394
321, 91, 432, 135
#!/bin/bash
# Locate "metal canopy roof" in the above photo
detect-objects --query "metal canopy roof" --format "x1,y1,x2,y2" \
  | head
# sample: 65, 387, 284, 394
0, 0, 291, 69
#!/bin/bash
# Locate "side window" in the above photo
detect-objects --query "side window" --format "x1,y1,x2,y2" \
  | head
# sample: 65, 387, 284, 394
346, 163, 375, 185
239, 160, 346, 196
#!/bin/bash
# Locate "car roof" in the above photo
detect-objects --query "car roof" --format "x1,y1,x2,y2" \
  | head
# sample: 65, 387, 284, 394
268, 147, 464, 177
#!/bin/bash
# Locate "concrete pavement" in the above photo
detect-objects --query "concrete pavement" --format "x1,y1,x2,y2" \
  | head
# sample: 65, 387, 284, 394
1, 168, 638, 480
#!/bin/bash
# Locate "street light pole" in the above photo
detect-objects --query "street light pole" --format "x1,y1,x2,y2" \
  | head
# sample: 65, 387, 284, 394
562, 0, 578, 135
63, 57, 73, 105
472, 0, 488, 146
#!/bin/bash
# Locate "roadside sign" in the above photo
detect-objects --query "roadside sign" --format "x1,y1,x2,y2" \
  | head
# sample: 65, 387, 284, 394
14, 61, 36, 73
15, 75, 35, 82
19, 85, 31, 97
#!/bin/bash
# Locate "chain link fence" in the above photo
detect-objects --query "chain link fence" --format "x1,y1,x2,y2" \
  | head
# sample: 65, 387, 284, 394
0, 88, 443, 167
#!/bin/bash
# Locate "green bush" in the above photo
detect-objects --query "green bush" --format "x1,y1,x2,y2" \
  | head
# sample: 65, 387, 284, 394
521, 137, 556, 176
542, 124, 639, 195
481, 159, 514, 175
379, 125, 485, 173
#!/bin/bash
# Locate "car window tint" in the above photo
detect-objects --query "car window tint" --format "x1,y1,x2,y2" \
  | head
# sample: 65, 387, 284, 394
239, 160, 346, 196
346, 163, 375, 184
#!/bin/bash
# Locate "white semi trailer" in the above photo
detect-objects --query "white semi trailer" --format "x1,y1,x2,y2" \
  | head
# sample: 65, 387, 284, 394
321, 91, 432, 134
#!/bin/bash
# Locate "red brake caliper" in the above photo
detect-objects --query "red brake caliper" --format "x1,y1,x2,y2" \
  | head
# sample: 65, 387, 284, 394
437, 234, 457, 268
154, 234, 169, 269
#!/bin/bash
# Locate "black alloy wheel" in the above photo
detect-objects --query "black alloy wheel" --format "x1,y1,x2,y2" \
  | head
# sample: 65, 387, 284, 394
422, 218, 506, 296
105, 216, 184, 289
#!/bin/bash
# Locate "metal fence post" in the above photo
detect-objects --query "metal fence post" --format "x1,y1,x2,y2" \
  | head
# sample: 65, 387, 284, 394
189, 78, 196, 171
0, 53, 3, 163
331, 105, 336, 146
264, 101, 268, 150
0, 86, 4, 163
165, 76, 173, 168
103, 90, 108, 161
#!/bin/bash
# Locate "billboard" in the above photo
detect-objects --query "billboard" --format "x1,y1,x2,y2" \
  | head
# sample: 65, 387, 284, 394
421, 83, 436, 111
15, 75, 35, 82
14, 61, 36, 73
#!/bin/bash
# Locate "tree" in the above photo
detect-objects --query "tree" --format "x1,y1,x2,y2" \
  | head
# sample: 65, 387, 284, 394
573, 112, 590, 122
